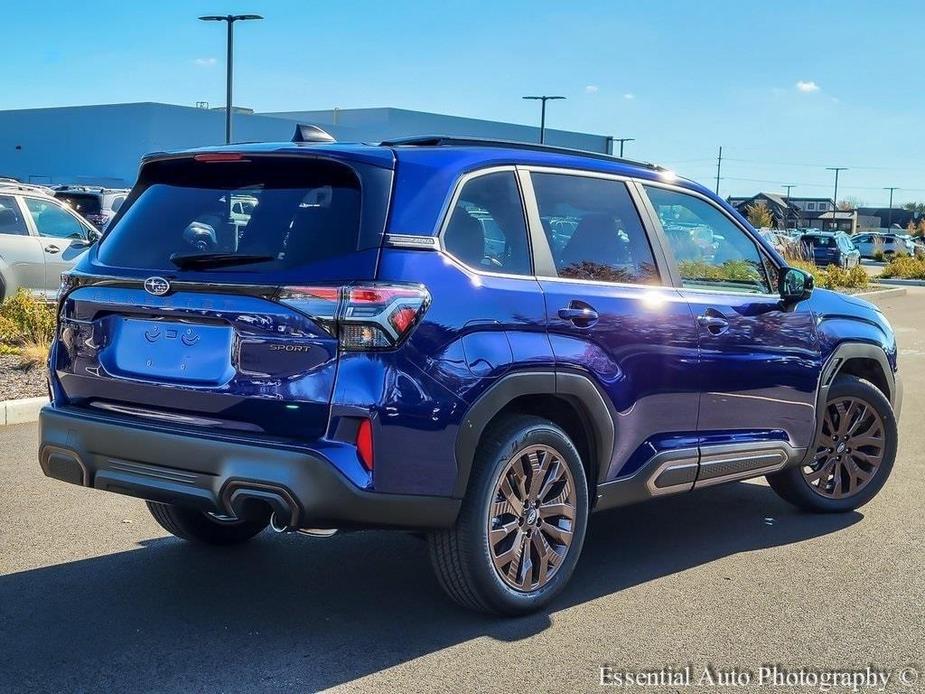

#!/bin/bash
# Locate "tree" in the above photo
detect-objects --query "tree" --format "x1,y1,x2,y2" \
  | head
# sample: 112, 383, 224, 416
917, 218, 925, 239
838, 197, 864, 211
907, 220, 917, 235
902, 201, 925, 214
745, 201, 775, 228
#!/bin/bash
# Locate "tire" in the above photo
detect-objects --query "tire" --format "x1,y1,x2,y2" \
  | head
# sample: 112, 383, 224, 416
428, 415, 589, 615
767, 375, 897, 513
146, 501, 269, 545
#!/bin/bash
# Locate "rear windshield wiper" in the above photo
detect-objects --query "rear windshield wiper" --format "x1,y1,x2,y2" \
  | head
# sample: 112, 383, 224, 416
169, 252, 275, 269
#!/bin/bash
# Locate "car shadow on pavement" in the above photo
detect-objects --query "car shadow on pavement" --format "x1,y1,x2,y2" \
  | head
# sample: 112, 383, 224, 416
0, 481, 861, 692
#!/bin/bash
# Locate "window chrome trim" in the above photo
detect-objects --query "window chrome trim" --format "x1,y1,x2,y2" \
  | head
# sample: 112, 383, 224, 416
434, 165, 539, 278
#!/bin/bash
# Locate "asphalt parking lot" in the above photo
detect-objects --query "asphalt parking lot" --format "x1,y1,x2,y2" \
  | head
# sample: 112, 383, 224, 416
1, 290, 923, 693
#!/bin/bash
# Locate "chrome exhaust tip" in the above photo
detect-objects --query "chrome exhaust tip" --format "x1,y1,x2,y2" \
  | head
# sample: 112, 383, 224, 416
269, 512, 291, 533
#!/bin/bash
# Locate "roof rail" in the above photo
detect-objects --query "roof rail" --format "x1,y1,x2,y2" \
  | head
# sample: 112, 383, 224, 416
379, 135, 663, 170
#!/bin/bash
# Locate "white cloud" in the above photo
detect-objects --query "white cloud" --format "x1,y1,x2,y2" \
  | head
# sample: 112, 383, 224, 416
623, 93, 635, 100
795, 80, 820, 93
194, 57, 218, 67
585, 85, 599, 94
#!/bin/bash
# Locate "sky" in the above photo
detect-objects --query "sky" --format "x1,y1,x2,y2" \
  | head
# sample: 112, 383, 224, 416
5, 0, 925, 206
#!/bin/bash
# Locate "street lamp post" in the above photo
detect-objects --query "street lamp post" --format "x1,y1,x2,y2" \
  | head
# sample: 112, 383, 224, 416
826, 167, 848, 230
883, 187, 899, 229
606, 137, 635, 157
522, 95, 565, 144
199, 13, 263, 144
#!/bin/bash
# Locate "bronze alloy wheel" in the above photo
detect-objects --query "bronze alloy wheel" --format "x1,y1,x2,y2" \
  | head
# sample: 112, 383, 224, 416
487, 444, 577, 592
803, 395, 886, 499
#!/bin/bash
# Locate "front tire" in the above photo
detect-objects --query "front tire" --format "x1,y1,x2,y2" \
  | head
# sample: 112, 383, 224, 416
146, 501, 269, 545
428, 415, 589, 615
767, 375, 897, 513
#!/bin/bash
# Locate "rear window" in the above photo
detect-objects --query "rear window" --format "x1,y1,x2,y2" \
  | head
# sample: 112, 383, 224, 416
97, 157, 362, 273
57, 193, 102, 216
802, 235, 835, 248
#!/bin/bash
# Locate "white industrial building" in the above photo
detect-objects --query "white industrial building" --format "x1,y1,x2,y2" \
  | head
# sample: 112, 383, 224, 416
0, 102, 609, 187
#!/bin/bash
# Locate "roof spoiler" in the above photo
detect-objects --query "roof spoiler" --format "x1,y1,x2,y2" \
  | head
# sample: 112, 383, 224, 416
292, 124, 336, 143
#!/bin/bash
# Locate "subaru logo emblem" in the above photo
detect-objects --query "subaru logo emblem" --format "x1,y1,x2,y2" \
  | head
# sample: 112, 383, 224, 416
144, 276, 170, 296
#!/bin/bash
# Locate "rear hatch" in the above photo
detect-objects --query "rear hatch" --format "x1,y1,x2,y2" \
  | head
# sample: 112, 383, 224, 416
53, 150, 393, 444
802, 235, 838, 264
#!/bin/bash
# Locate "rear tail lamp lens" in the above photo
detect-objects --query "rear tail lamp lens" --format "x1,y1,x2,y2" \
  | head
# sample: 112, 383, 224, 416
356, 418, 374, 471
277, 283, 430, 351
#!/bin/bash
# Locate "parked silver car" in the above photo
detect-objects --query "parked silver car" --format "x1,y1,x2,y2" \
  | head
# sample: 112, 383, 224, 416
851, 232, 912, 259
0, 184, 99, 301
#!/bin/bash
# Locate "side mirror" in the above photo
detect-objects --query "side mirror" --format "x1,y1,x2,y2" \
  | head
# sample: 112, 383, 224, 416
780, 267, 814, 304
88, 228, 102, 243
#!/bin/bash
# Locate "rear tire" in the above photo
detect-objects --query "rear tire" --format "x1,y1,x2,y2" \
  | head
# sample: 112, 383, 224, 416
146, 501, 269, 545
767, 375, 896, 513
428, 415, 589, 615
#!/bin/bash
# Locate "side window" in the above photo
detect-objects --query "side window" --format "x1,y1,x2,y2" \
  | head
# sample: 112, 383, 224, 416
0, 195, 28, 236
443, 171, 531, 275
644, 186, 772, 294
531, 173, 659, 285
24, 198, 89, 240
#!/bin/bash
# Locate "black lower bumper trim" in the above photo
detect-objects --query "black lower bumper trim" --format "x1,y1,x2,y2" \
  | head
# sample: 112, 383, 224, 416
38, 406, 460, 530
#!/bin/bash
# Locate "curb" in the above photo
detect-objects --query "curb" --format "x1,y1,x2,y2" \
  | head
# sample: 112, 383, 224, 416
868, 278, 925, 287
853, 286, 908, 299
0, 396, 48, 426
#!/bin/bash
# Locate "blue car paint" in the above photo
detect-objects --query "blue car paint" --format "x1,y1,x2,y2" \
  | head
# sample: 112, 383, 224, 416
48, 141, 898, 506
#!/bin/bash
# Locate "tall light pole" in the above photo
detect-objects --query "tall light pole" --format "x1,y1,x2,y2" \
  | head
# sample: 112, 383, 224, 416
199, 14, 263, 144
522, 95, 565, 144
884, 187, 899, 229
606, 137, 635, 157
826, 167, 848, 230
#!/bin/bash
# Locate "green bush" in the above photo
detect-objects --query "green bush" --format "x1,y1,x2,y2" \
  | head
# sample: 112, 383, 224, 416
881, 255, 925, 280
0, 289, 56, 350
788, 260, 868, 290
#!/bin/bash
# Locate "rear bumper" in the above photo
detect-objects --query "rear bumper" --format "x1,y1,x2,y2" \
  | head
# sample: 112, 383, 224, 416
38, 406, 460, 530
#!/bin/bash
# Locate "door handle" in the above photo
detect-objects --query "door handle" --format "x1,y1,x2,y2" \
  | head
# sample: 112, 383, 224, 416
558, 305, 599, 327
697, 312, 729, 335
44, 244, 61, 254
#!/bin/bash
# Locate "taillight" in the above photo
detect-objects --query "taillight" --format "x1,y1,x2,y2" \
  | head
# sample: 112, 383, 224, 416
277, 283, 430, 351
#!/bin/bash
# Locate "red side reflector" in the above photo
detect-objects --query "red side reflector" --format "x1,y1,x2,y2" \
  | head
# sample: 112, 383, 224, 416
356, 419, 374, 472
193, 153, 248, 162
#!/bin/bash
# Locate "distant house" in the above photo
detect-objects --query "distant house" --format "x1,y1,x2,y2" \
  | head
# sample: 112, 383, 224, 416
728, 193, 840, 229
818, 210, 861, 234
727, 192, 803, 228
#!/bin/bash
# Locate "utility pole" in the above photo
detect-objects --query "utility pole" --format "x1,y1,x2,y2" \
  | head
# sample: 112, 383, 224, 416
199, 13, 264, 144
883, 187, 899, 229
522, 95, 566, 144
783, 185, 796, 229
606, 137, 635, 157
826, 167, 848, 230
715, 146, 723, 195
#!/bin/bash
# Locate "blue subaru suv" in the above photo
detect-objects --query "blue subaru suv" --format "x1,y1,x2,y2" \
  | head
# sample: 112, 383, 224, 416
39, 134, 902, 615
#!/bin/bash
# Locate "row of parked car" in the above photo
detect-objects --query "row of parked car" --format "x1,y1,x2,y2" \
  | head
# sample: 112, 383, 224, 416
0, 180, 128, 300
758, 227, 924, 269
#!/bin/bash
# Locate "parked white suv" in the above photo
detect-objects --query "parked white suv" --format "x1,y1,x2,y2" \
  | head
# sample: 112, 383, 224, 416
0, 184, 99, 301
